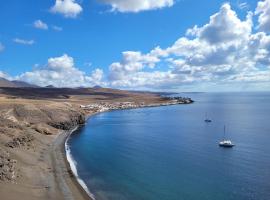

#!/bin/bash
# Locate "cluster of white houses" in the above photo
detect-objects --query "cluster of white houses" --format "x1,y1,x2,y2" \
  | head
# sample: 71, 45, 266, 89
80, 102, 144, 112
80, 98, 193, 113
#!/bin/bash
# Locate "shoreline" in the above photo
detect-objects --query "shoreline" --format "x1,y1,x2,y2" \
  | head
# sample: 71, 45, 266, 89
0, 87, 193, 200
64, 126, 96, 200
52, 126, 93, 200
62, 102, 193, 200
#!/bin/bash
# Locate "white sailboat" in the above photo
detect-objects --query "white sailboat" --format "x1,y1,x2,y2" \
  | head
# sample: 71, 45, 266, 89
219, 126, 235, 148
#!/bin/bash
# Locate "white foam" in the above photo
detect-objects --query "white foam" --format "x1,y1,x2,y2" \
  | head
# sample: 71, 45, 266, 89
65, 128, 96, 200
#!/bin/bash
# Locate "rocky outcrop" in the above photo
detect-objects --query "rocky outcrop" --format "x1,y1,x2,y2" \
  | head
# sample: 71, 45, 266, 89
164, 96, 194, 104
48, 113, 85, 130
0, 148, 16, 181
32, 124, 54, 135
5, 134, 34, 148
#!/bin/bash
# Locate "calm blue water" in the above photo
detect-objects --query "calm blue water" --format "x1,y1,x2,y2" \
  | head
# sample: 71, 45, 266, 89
67, 92, 270, 200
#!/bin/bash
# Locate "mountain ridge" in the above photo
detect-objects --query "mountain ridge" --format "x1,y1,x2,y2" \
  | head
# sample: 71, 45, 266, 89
0, 78, 38, 88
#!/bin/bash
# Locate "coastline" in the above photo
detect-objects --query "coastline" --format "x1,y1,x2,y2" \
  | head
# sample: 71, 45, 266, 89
53, 126, 93, 200
0, 88, 193, 200
64, 126, 96, 200
62, 102, 193, 200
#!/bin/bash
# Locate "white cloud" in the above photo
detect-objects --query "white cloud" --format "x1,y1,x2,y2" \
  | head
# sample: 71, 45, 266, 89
226, 70, 270, 83
248, 32, 270, 65
47, 54, 74, 70
52, 25, 63, 31
0, 71, 10, 79
50, 0, 83, 18
3, 3, 270, 91
109, 51, 160, 81
110, 70, 179, 89
33, 20, 48, 30
106, 3, 270, 90
99, 0, 174, 13
18, 54, 105, 88
13, 38, 35, 45
0, 43, 4, 52
89, 68, 104, 83
255, 0, 270, 32
186, 3, 253, 44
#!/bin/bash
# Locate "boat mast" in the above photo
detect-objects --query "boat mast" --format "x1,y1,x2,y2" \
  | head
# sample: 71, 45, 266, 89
223, 125, 226, 140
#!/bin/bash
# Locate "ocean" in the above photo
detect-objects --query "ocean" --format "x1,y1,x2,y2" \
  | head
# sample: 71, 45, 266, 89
66, 92, 270, 200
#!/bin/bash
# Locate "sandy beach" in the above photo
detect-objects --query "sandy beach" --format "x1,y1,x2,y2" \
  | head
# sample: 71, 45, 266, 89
0, 126, 91, 200
54, 128, 93, 200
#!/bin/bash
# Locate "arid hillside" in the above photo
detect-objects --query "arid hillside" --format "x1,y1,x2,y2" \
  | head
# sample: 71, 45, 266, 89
0, 78, 37, 88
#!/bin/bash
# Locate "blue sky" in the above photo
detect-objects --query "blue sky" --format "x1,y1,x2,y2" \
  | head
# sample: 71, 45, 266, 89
0, 0, 269, 91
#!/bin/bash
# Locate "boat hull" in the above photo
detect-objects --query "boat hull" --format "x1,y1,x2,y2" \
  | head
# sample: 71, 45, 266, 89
219, 143, 235, 148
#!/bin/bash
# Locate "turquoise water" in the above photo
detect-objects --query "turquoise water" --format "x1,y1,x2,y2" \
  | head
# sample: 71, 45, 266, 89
67, 92, 270, 200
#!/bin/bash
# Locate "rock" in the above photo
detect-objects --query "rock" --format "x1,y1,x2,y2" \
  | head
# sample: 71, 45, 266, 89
0, 148, 16, 181
48, 113, 85, 130
0, 118, 23, 130
32, 124, 54, 135
5, 134, 34, 148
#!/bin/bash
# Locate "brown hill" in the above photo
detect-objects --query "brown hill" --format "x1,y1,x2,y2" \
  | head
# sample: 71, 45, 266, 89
0, 78, 17, 87
0, 78, 37, 88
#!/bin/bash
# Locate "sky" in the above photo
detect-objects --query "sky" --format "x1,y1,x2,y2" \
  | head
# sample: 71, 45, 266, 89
0, 0, 269, 92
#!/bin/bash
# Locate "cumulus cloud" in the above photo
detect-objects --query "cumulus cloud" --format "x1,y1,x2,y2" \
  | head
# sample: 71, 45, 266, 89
18, 54, 105, 87
3, 3, 270, 91
186, 3, 253, 44
33, 20, 48, 30
13, 38, 35, 45
255, 0, 270, 32
50, 0, 82, 18
106, 3, 270, 90
99, 0, 174, 12
90, 68, 104, 83
109, 51, 160, 81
